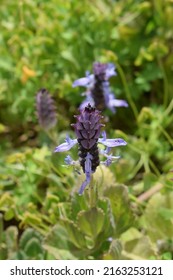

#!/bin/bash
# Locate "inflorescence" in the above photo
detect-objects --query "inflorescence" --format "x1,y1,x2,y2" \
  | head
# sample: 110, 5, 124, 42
72, 62, 128, 113
54, 103, 127, 195
36, 88, 57, 130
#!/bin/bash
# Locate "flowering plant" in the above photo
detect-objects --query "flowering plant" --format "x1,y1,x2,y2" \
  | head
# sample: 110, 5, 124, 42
73, 62, 128, 113
54, 103, 127, 194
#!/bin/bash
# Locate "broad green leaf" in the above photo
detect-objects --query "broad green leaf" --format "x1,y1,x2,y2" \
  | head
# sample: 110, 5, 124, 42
140, 192, 173, 241
159, 208, 173, 220
77, 207, 105, 239
104, 185, 135, 235
44, 224, 69, 250
4, 208, 15, 221
97, 198, 115, 237
24, 238, 43, 258
93, 165, 115, 192
5, 226, 18, 259
61, 219, 86, 249
70, 192, 89, 220
43, 245, 76, 260
120, 228, 157, 260
19, 228, 42, 249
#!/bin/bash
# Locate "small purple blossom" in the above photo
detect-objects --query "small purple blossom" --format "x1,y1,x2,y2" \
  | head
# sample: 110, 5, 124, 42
54, 135, 77, 152
98, 131, 127, 147
54, 104, 127, 195
73, 62, 128, 113
36, 88, 57, 130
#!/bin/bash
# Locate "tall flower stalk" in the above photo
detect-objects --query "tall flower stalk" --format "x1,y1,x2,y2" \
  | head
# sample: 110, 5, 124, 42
73, 62, 128, 113
54, 103, 127, 195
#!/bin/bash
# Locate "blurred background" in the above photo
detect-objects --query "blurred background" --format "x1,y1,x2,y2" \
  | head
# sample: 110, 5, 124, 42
0, 0, 173, 260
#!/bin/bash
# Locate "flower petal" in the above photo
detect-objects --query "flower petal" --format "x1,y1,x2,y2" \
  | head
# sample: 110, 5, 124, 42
101, 154, 121, 166
64, 155, 75, 165
105, 63, 117, 79
109, 98, 128, 108
98, 137, 127, 147
78, 176, 91, 195
72, 74, 94, 88
54, 138, 77, 152
78, 152, 92, 195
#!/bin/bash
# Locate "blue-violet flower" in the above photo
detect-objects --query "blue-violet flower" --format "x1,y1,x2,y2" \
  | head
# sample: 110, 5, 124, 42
54, 104, 127, 194
72, 62, 128, 113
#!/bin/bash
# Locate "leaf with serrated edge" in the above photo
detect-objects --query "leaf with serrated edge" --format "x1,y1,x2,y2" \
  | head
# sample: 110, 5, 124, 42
77, 207, 105, 239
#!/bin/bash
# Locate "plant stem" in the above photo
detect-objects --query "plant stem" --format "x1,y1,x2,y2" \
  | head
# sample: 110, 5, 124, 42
158, 58, 169, 108
116, 63, 138, 120
164, 98, 173, 116
137, 182, 163, 202
129, 157, 143, 180
149, 159, 160, 176
158, 125, 173, 147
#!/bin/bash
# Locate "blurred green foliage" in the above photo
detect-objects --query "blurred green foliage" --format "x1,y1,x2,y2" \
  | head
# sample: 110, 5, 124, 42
0, 0, 173, 260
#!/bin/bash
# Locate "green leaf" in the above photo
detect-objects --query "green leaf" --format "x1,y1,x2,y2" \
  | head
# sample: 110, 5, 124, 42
44, 224, 69, 250
70, 192, 89, 220
162, 252, 172, 260
61, 50, 79, 69
0, 59, 13, 72
103, 239, 122, 260
97, 198, 115, 237
24, 237, 43, 258
0, 214, 6, 260
140, 192, 173, 241
143, 172, 158, 191
4, 208, 15, 221
104, 185, 135, 235
77, 207, 105, 239
61, 219, 86, 249
19, 228, 41, 249
43, 245, 76, 260
159, 208, 173, 220
5, 226, 18, 259
120, 228, 157, 260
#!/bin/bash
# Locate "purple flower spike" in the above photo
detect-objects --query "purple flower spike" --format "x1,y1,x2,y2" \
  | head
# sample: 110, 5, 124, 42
73, 62, 128, 113
72, 104, 103, 175
54, 103, 127, 194
36, 88, 57, 130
